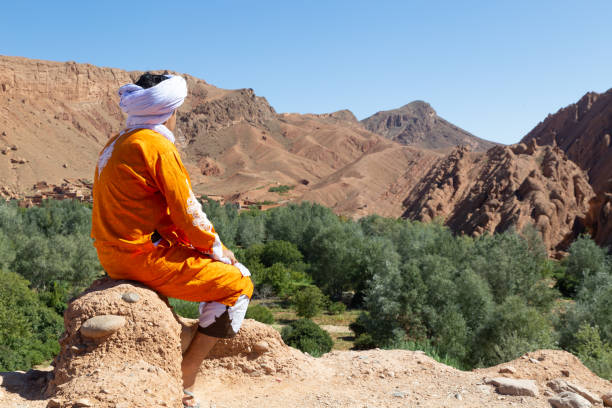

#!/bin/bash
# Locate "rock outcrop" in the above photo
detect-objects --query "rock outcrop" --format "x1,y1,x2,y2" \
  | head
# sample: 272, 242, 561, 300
522, 89, 612, 194
43, 277, 304, 408
402, 141, 594, 254
361, 101, 496, 152
46, 278, 184, 408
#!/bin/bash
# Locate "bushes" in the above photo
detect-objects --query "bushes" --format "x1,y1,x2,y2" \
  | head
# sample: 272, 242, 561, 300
169, 298, 199, 319
292, 286, 326, 318
246, 304, 274, 324
281, 319, 332, 357
0, 270, 63, 371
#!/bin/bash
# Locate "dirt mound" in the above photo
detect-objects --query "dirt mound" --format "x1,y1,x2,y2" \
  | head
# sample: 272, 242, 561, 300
46, 278, 184, 408
402, 142, 594, 254
199, 319, 311, 381
361, 100, 496, 152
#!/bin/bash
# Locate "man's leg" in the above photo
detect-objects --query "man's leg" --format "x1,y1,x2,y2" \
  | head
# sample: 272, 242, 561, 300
181, 294, 250, 404
182, 331, 218, 391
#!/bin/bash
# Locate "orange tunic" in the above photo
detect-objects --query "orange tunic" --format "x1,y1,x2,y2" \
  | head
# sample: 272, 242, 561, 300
91, 128, 253, 306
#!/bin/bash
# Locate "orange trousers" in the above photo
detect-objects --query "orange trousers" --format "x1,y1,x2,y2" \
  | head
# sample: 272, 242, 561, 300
95, 242, 254, 307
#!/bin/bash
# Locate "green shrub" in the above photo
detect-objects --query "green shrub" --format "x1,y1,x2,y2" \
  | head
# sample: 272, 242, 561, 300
556, 236, 609, 297
268, 185, 293, 194
570, 323, 612, 380
292, 285, 326, 318
281, 319, 333, 357
328, 301, 346, 315
0, 270, 63, 371
245, 304, 274, 324
169, 298, 199, 319
353, 333, 377, 350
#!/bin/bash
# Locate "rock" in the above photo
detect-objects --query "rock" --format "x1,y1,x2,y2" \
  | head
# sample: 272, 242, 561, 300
529, 357, 540, 364
74, 398, 93, 407
549, 391, 592, 408
603, 393, 612, 407
454, 393, 462, 400
547, 379, 602, 405
80, 314, 126, 338
253, 340, 270, 354
47, 278, 184, 408
477, 385, 491, 395
391, 391, 408, 398
561, 369, 570, 377
499, 366, 517, 374
485, 377, 539, 397
47, 398, 64, 408
121, 292, 140, 303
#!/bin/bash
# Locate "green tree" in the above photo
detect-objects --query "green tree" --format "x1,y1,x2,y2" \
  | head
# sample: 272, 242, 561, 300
293, 286, 326, 318
0, 270, 63, 371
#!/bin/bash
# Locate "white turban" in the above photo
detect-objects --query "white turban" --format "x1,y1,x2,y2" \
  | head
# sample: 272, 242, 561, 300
118, 75, 187, 143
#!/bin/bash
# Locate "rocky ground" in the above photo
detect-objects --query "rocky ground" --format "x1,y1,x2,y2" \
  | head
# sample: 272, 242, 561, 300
2, 348, 611, 407
1, 280, 611, 408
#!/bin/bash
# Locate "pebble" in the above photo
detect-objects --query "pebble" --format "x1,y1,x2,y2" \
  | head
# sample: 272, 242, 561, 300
74, 398, 93, 407
121, 292, 140, 303
81, 315, 126, 338
602, 393, 612, 407
253, 340, 269, 354
529, 358, 540, 364
454, 393, 462, 400
561, 369, 570, 377
47, 399, 63, 408
499, 366, 517, 374
391, 391, 408, 398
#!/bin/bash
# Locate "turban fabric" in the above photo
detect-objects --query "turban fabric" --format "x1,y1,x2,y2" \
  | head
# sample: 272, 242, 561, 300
118, 75, 187, 143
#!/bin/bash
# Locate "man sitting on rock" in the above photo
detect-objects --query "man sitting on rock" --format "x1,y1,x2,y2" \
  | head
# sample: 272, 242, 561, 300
91, 72, 253, 408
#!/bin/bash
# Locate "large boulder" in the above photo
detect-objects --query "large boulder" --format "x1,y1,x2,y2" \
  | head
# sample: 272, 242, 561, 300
45, 278, 184, 408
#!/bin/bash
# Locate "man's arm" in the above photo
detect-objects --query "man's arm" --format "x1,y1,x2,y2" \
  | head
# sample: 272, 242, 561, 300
152, 148, 232, 263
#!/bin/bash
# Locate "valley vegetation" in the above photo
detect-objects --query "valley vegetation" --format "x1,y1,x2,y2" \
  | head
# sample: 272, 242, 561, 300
0, 198, 610, 380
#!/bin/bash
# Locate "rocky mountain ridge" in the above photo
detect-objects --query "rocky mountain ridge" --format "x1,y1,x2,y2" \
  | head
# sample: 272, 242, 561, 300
1, 55, 611, 251
361, 101, 497, 152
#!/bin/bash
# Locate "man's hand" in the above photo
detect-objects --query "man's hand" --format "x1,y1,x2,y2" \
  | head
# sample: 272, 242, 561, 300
223, 247, 237, 264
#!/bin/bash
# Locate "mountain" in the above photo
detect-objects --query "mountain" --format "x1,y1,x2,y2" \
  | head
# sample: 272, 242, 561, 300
1, 55, 610, 251
520, 89, 612, 249
0, 55, 440, 218
361, 101, 497, 152
521, 90, 612, 194
401, 142, 594, 255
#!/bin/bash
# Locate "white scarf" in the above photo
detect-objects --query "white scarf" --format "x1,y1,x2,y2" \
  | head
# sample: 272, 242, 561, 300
118, 75, 187, 143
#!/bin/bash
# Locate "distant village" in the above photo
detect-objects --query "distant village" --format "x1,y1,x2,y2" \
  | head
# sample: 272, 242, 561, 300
1, 181, 287, 212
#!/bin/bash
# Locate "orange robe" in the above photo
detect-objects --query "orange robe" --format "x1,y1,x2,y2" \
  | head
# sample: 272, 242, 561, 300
91, 128, 253, 306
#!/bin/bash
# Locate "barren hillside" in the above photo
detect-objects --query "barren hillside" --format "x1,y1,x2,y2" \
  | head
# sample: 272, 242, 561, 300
361, 101, 496, 152
0, 55, 443, 217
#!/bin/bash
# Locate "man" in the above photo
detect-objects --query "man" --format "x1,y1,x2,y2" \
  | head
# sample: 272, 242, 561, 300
91, 73, 253, 408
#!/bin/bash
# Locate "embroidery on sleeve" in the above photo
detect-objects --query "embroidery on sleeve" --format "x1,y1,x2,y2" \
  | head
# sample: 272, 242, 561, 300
185, 179, 214, 232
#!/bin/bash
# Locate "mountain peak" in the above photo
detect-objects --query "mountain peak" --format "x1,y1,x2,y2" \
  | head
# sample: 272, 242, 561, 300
361, 101, 496, 151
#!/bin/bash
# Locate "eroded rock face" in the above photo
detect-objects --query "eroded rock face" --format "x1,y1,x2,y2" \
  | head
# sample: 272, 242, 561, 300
46, 278, 183, 408
522, 89, 612, 195
402, 142, 594, 254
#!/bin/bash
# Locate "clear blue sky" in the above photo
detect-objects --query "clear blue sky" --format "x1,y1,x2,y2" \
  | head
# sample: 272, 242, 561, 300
2, 0, 611, 144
